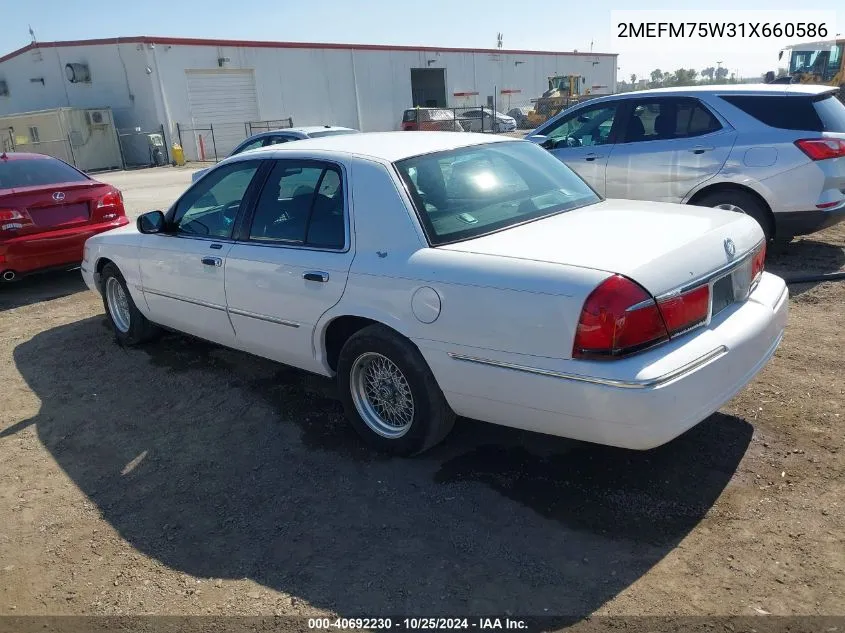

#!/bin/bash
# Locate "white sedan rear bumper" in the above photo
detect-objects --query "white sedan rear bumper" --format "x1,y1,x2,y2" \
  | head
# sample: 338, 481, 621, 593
418, 272, 788, 450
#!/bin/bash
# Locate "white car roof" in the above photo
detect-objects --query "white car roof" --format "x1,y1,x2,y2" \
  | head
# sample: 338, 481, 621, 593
621, 83, 835, 97
290, 126, 359, 135
246, 131, 514, 162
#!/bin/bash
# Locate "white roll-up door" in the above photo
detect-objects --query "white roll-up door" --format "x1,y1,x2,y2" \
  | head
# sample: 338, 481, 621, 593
185, 70, 260, 159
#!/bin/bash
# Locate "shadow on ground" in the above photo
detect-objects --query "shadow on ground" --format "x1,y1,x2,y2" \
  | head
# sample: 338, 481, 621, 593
767, 238, 845, 296
0, 269, 88, 312
7, 317, 753, 619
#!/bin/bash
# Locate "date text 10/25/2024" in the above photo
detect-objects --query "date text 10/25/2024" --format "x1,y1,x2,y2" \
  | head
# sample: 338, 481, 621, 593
308, 617, 529, 630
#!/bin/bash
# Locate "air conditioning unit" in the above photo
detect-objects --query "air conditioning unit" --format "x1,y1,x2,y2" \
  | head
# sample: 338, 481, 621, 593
85, 109, 109, 127
65, 62, 91, 84
0, 80, 8, 97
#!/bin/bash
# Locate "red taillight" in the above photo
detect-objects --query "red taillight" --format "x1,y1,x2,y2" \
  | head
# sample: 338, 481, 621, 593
0, 208, 34, 232
97, 189, 122, 208
573, 275, 669, 359
95, 188, 126, 217
656, 285, 710, 336
794, 138, 845, 161
751, 241, 766, 282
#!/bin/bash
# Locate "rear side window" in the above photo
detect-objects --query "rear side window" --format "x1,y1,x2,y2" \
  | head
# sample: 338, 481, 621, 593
811, 95, 845, 132
403, 110, 417, 122
719, 94, 845, 132
248, 161, 345, 249
0, 157, 89, 189
624, 98, 721, 142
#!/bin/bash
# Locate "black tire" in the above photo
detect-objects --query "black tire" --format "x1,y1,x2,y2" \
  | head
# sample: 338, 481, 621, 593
337, 324, 455, 456
100, 263, 160, 346
692, 189, 773, 242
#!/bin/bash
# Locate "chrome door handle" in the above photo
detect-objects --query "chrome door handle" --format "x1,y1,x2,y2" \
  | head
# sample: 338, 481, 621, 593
690, 146, 715, 154
303, 271, 329, 283
585, 153, 604, 161
201, 256, 222, 267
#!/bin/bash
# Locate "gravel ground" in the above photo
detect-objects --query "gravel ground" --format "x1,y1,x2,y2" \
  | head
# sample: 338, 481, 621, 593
0, 166, 843, 627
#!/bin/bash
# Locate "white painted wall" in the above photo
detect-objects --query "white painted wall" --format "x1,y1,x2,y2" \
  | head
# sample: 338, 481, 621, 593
0, 43, 160, 133
0, 40, 618, 160
150, 43, 617, 133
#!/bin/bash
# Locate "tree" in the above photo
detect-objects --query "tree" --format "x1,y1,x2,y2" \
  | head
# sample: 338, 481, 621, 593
630, 73, 637, 87
701, 66, 715, 82
714, 66, 730, 82
649, 68, 665, 88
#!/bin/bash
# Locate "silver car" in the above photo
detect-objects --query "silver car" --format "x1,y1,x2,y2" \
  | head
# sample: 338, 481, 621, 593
526, 84, 845, 240
191, 126, 359, 182
459, 108, 518, 133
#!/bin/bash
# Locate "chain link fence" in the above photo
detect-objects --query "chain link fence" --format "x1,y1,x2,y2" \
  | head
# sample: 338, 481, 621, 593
117, 124, 170, 169
177, 118, 295, 163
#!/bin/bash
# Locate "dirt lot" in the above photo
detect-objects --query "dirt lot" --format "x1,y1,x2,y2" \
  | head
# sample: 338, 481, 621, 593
1, 166, 843, 625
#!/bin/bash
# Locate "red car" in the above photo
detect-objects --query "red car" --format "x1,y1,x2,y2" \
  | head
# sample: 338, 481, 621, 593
0, 152, 129, 281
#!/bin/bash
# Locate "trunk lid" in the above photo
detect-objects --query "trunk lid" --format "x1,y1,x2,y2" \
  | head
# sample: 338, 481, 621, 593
439, 199, 764, 296
0, 180, 116, 234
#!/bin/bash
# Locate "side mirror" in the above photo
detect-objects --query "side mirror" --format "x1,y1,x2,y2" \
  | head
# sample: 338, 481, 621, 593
764, 71, 775, 83
525, 134, 548, 145
137, 210, 166, 234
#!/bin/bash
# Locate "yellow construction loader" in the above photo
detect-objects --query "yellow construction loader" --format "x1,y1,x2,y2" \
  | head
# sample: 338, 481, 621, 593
766, 39, 844, 102
526, 75, 588, 127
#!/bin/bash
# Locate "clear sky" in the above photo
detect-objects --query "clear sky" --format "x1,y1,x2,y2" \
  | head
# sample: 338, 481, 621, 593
3, 0, 843, 80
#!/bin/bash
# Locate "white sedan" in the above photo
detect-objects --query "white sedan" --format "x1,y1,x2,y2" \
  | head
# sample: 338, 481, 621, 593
81, 132, 788, 456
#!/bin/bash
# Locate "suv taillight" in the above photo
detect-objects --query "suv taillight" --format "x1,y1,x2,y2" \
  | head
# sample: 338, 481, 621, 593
573, 275, 713, 359
795, 138, 845, 161
0, 208, 34, 233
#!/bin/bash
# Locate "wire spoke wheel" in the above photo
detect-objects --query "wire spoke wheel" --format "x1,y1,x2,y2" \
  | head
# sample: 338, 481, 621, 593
350, 352, 415, 439
105, 276, 131, 333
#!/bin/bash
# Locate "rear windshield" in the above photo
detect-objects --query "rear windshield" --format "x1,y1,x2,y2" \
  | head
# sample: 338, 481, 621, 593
394, 141, 600, 246
0, 157, 89, 189
719, 94, 845, 132
307, 129, 360, 138
403, 110, 418, 122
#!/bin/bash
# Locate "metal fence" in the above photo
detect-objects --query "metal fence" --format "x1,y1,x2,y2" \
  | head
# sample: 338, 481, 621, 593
245, 118, 294, 136
177, 118, 295, 163
117, 124, 170, 169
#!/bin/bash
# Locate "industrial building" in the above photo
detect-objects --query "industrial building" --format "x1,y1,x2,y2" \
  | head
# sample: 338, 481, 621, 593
0, 36, 618, 162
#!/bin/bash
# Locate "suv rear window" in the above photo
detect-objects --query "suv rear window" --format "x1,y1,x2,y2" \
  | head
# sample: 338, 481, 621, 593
0, 157, 89, 189
720, 94, 845, 132
403, 110, 418, 122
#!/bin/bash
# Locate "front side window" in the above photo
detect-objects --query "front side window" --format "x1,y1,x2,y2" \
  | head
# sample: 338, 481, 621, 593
172, 161, 260, 238
248, 161, 345, 249
395, 141, 600, 246
623, 98, 721, 142
540, 104, 618, 149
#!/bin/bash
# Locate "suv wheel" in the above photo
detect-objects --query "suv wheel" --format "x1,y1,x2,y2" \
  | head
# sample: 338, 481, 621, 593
692, 190, 773, 242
